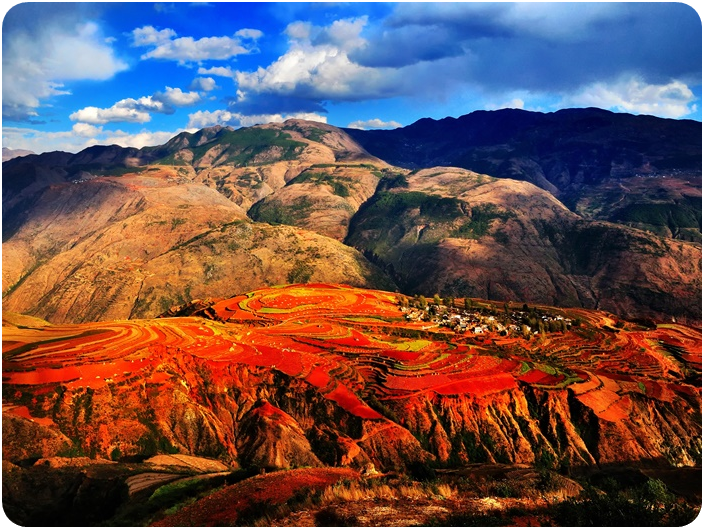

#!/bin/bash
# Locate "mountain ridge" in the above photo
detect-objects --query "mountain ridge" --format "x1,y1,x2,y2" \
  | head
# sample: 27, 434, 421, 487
2, 112, 701, 323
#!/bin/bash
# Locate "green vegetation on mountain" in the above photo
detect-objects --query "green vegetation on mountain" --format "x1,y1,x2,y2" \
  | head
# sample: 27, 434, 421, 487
357, 191, 465, 229
610, 200, 701, 230
249, 197, 315, 226
450, 204, 516, 239
289, 171, 350, 197
157, 128, 306, 167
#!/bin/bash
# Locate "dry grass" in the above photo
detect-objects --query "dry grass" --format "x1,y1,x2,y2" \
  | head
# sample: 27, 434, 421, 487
320, 479, 456, 504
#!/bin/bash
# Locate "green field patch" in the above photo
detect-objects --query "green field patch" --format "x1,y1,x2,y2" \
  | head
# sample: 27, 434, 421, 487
257, 307, 299, 314
450, 204, 516, 240
518, 361, 532, 375
393, 339, 433, 352
534, 363, 558, 375
393, 360, 433, 371
429, 353, 450, 364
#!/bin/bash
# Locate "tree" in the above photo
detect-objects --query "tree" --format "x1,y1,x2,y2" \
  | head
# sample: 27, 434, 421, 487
464, 298, 473, 310
418, 295, 428, 309
433, 294, 442, 306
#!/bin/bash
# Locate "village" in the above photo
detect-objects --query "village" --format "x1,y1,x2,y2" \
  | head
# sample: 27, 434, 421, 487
397, 294, 575, 338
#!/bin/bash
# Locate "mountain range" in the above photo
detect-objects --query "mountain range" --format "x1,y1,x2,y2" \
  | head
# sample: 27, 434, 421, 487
2, 109, 701, 323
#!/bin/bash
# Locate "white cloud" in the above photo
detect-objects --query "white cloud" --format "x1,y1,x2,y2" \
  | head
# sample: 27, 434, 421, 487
155, 87, 202, 107
70, 103, 154, 125
131, 25, 258, 64
485, 98, 526, 111
285, 21, 313, 41
235, 28, 264, 40
566, 76, 697, 119
72, 122, 103, 138
190, 77, 218, 91
187, 109, 327, 129
347, 118, 402, 130
130, 25, 177, 46
234, 17, 398, 106
70, 86, 203, 125
102, 129, 187, 149
315, 17, 367, 50
3, 20, 128, 121
198, 66, 237, 79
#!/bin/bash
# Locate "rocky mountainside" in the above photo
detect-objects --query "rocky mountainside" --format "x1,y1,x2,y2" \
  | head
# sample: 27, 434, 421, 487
2, 122, 396, 323
346, 108, 702, 241
2, 115, 701, 323
1, 169, 392, 324
345, 167, 701, 322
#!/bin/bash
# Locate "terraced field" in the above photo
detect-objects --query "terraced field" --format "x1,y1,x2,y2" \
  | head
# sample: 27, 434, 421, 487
3, 284, 700, 427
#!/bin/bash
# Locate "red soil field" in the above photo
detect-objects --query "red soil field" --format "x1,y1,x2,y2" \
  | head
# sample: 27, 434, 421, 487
3, 284, 701, 425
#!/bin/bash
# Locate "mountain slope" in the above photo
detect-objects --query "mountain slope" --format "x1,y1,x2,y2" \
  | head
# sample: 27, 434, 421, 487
2, 167, 393, 323
345, 107, 702, 190
345, 167, 701, 322
2, 147, 35, 162
345, 108, 702, 241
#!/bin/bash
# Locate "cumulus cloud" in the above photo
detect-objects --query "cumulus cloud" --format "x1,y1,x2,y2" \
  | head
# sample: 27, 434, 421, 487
3, 9, 128, 121
187, 109, 327, 129
72, 122, 104, 138
131, 25, 259, 64
347, 118, 402, 130
233, 17, 412, 115
70, 102, 154, 125
235, 28, 264, 40
566, 77, 698, 119
190, 77, 218, 91
198, 66, 237, 79
154, 87, 202, 106
70, 87, 203, 125
130, 25, 176, 46
102, 129, 188, 149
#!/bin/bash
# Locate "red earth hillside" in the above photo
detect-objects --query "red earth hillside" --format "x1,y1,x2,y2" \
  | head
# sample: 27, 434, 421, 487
2, 284, 701, 471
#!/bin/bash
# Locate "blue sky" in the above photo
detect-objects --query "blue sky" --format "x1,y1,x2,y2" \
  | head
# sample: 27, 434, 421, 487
2, 2, 702, 154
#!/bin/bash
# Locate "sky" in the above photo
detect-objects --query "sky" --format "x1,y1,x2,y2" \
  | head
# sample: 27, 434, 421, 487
2, 2, 702, 154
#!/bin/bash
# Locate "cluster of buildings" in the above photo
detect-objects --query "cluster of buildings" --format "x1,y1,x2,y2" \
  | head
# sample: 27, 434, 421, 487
400, 301, 572, 337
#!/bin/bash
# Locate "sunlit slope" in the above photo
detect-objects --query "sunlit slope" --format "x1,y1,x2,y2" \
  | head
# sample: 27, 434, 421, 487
4, 284, 700, 470
2, 169, 392, 323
